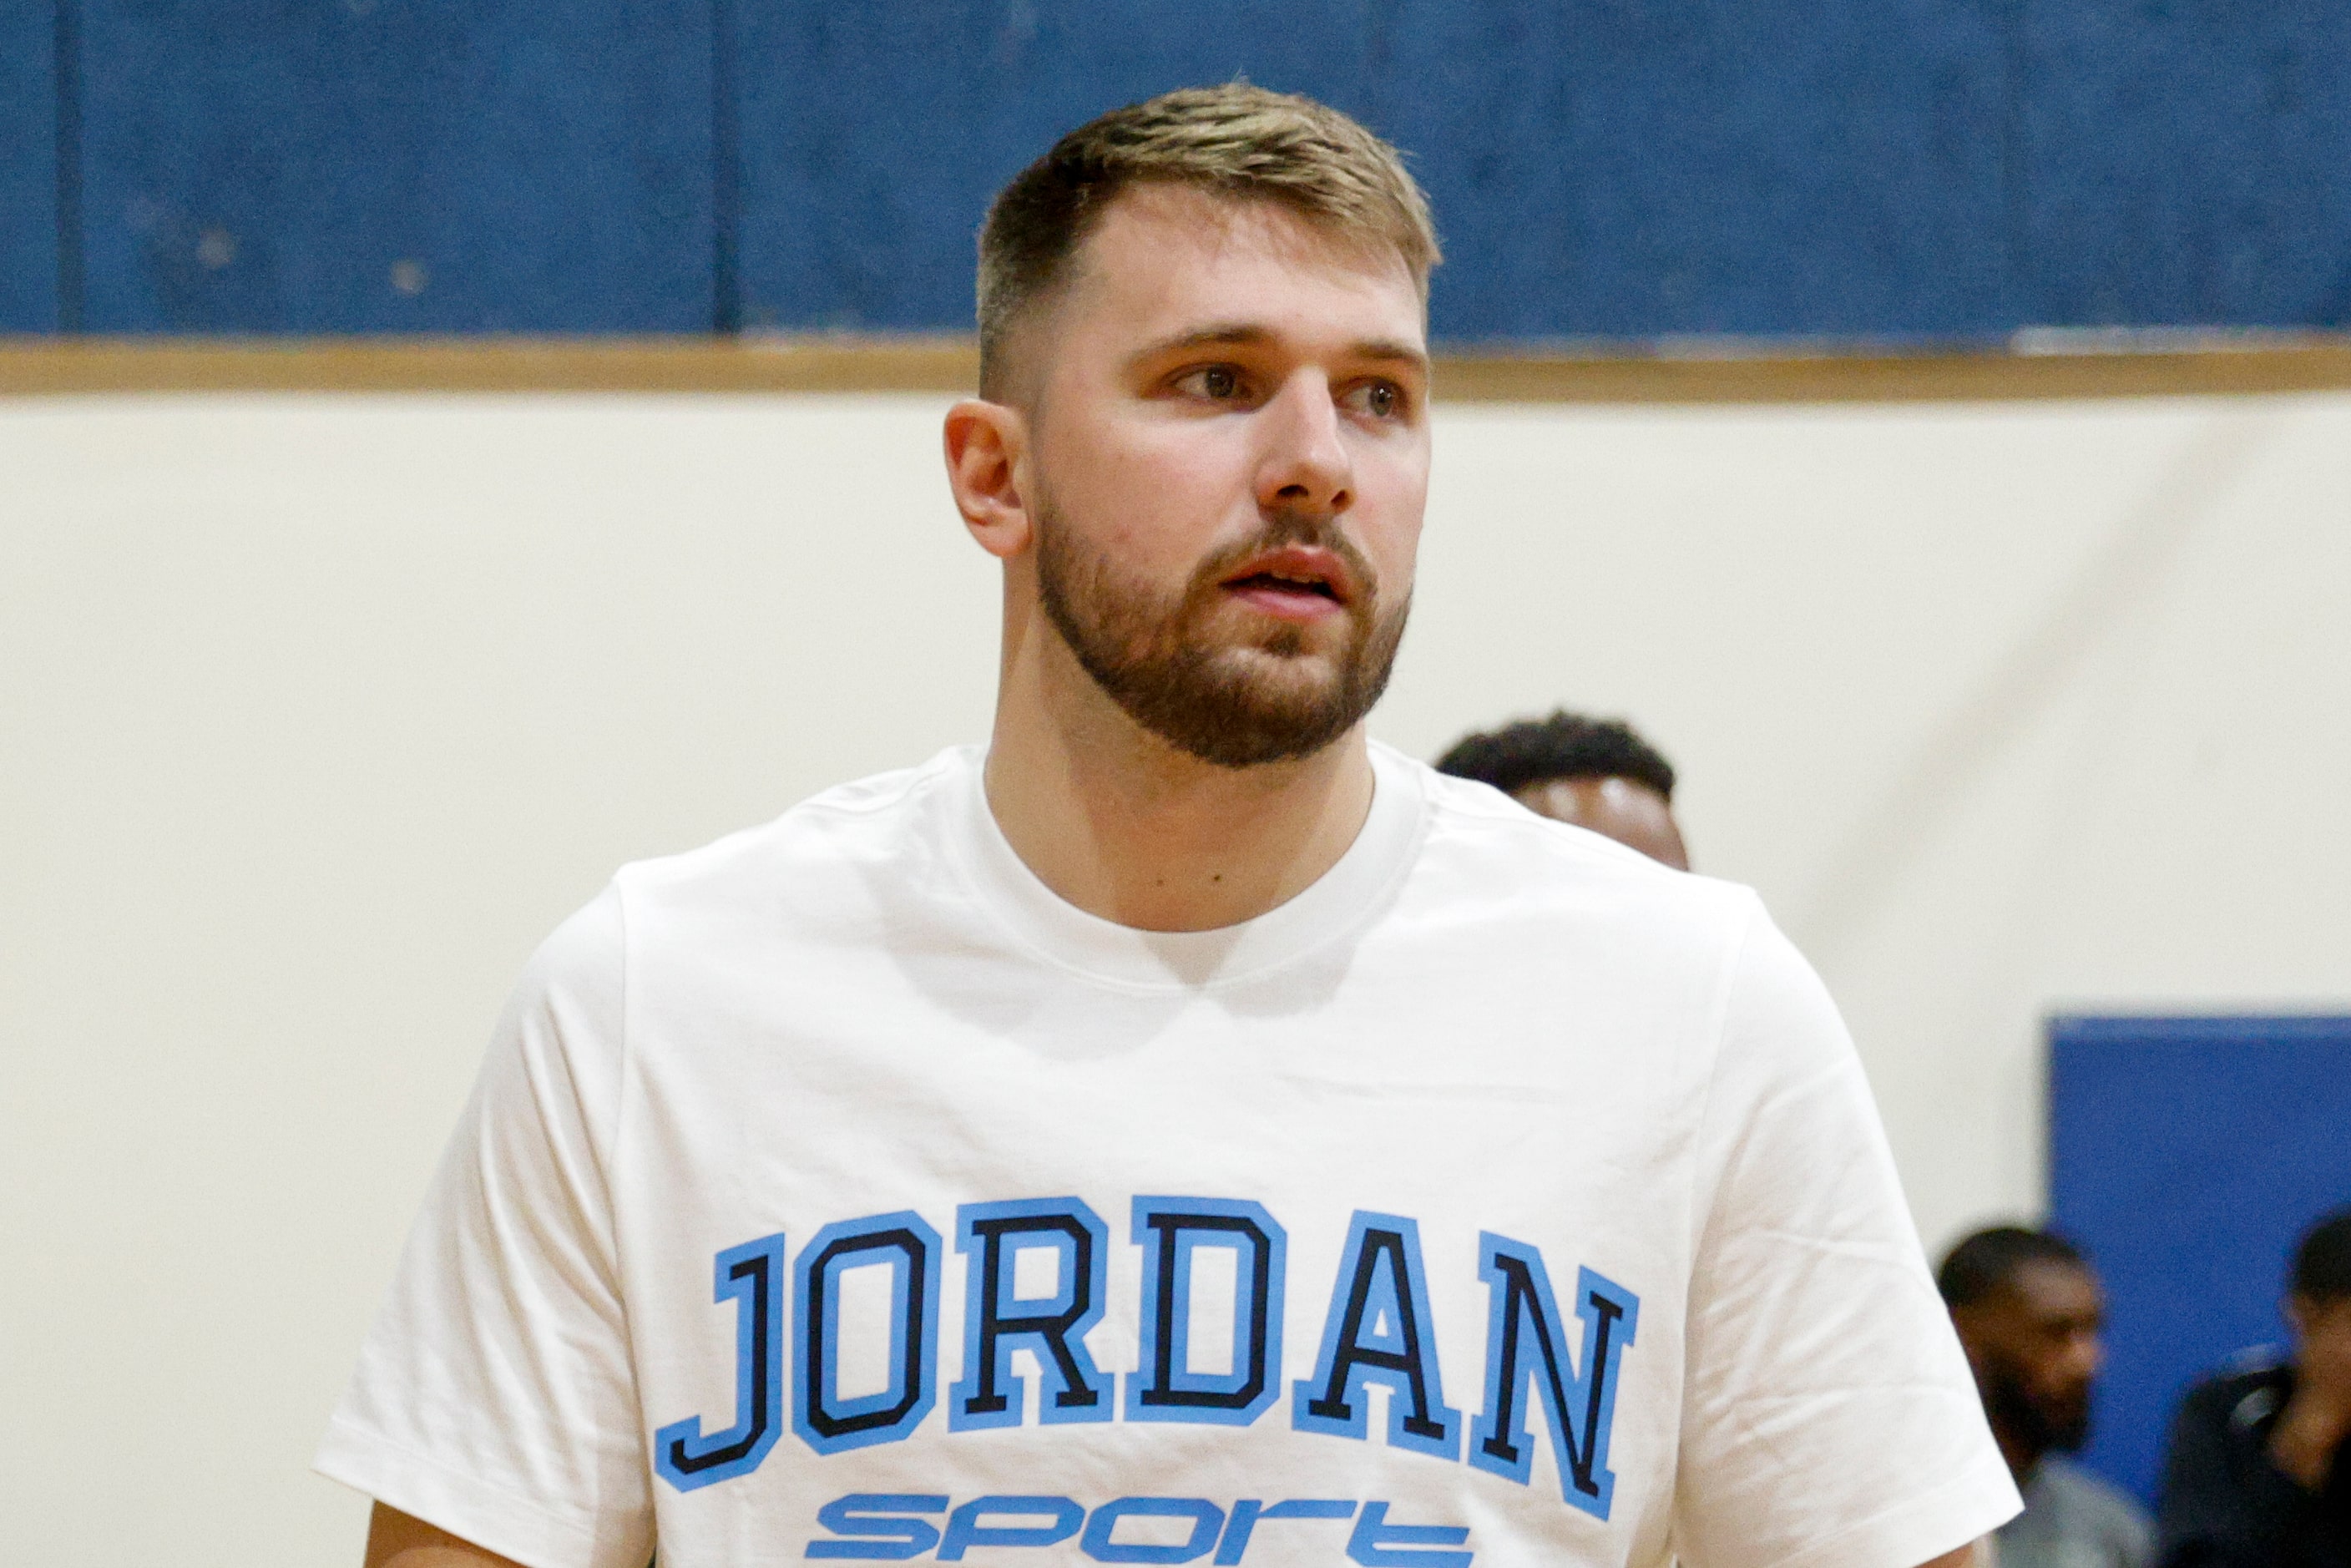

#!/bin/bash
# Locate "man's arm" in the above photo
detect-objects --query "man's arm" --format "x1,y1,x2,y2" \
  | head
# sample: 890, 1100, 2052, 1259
355, 1500, 1961, 1568
1671, 908, 2022, 1566
363, 1502, 528, 1568
2271, 1297, 2351, 1492
356, 1505, 1963, 1568
321, 892, 653, 1568
2152, 1378, 2309, 1568
362, 1500, 1975, 1568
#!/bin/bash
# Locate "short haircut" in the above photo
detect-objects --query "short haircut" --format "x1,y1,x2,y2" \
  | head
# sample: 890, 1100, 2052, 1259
2291, 1206, 2351, 1302
1937, 1226, 2089, 1308
1433, 711, 1677, 802
976, 83, 1440, 400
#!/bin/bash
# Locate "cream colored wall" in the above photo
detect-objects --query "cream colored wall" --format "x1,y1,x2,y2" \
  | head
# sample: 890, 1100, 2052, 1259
3, 391, 2345, 1565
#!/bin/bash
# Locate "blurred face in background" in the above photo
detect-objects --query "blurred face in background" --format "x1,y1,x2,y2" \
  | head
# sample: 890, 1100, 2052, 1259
1954, 1259, 2108, 1459
1015, 185, 1430, 766
2285, 1289, 2351, 1393
1514, 775, 1691, 871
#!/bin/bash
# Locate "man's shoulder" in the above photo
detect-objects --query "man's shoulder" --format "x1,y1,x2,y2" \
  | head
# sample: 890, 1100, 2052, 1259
614, 748, 969, 905
516, 755, 966, 1004
2038, 1458, 2154, 1532
2177, 1353, 2293, 1433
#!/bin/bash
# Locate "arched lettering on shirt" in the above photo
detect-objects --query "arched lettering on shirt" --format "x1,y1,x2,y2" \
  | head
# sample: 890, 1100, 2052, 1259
654, 1232, 787, 1490
948, 1198, 1111, 1429
1468, 1235, 1640, 1519
1291, 1211, 1460, 1459
792, 1211, 943, 1454
1125, 1196, 1287, 1427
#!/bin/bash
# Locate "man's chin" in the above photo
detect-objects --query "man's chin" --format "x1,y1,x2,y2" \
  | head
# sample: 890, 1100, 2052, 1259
1196, 606, 1360, 660
1115, 655, 1367, 769
1207, 642, 1350, 691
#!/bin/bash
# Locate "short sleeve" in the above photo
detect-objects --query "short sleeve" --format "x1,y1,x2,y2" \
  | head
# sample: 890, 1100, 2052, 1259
315, 886, 655, 1568
1671, 901, 2020, 1568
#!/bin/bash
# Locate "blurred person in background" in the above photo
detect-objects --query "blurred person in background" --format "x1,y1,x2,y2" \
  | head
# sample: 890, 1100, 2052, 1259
1940, 1227, 2153, 1568
2156, 1206, 2351, 1567
1435, 709, 1691, 869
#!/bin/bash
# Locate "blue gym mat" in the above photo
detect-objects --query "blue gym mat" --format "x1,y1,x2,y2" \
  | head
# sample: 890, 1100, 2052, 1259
2048, 1014, 2351, 1507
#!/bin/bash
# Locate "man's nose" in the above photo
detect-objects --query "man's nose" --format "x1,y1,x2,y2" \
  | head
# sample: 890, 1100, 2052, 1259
1252, 371, 1354, 517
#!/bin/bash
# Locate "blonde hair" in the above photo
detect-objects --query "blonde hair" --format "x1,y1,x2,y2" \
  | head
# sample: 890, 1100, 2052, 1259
976, 84, 1440, 399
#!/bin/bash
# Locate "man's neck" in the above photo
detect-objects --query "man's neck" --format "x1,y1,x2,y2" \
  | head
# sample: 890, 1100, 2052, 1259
983, 634, 1376, 934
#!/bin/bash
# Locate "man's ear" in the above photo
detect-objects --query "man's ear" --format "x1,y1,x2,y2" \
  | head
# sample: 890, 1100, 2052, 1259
943, 398, 1033, 560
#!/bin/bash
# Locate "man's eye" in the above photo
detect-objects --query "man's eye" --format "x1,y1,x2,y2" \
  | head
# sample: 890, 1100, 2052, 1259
1178, 366, 1243, 399
1346, 381, 1403, 418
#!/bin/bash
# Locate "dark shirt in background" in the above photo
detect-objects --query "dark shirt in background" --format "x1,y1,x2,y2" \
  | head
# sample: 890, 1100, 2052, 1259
2157, 1362, 2351, 1568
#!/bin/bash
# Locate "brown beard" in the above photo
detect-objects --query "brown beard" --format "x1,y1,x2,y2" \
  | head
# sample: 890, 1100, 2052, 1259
1983, 1353, 2094, 1456
1034, 493, 1409, 769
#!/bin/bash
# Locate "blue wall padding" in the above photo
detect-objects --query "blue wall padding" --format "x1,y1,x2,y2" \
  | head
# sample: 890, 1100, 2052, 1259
24, 0, 2351, 336
730, 1, 1378, 335
1370, 0, 2021, 339
729, 0, 2026, 340
2020, 1, 2351, 329
2050, 1015, 2351, 1507
1, 4, 58, 331
74, 0, 717, 332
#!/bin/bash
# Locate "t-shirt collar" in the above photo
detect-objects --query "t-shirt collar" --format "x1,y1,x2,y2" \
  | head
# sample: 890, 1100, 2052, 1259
941, 741, 1428, 991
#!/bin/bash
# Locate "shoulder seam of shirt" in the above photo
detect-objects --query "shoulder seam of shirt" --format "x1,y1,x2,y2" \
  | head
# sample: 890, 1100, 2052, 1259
791, 755, 957, 822
605, 878, 637, 1301
614, 757, 953, 886
1682, 888, 1771, 1263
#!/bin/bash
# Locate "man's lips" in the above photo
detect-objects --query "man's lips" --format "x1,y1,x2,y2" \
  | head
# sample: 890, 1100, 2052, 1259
1218, 544, 1357, 622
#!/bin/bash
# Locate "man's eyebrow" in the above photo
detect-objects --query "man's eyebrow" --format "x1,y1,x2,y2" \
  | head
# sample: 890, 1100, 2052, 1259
1129, 323, 1274, 364
1128, 324, 1430, 373
1349, 337, 1431, 372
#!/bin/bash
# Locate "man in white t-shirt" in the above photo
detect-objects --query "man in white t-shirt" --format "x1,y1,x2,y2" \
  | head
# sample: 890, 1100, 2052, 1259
324, 85, 2019, 1568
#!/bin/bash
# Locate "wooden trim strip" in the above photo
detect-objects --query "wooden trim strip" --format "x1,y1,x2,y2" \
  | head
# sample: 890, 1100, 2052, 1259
5, 335, 2351, 402
0, 336, 982, 396
1438, 341, 2351, 402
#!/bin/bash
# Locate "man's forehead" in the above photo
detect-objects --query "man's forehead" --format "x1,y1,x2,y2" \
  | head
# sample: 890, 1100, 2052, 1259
1122, 320, 1429, 377
1064, 184, 1426, 340
2000, 1258, 2101, 1316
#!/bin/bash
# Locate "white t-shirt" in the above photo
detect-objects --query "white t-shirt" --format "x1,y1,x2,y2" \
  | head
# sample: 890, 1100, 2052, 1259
319, 743, 2017, 1568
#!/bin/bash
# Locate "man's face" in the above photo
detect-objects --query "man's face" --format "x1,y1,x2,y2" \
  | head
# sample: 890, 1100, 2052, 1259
1514, 776, 1691, 871
1954, 1260, 2106, 1455
2287, 1291, 2351, 1402
1014, 185, 1431, 768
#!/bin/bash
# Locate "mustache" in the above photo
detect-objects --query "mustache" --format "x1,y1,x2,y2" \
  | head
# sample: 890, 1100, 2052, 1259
1189, 509, 1378, 603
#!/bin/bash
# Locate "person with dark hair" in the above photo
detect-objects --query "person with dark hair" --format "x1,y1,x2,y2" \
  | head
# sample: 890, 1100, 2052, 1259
2156, 1206, 2351, 1567
1435, 710, 1691, 869
1939, 1227, 2152, 1568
